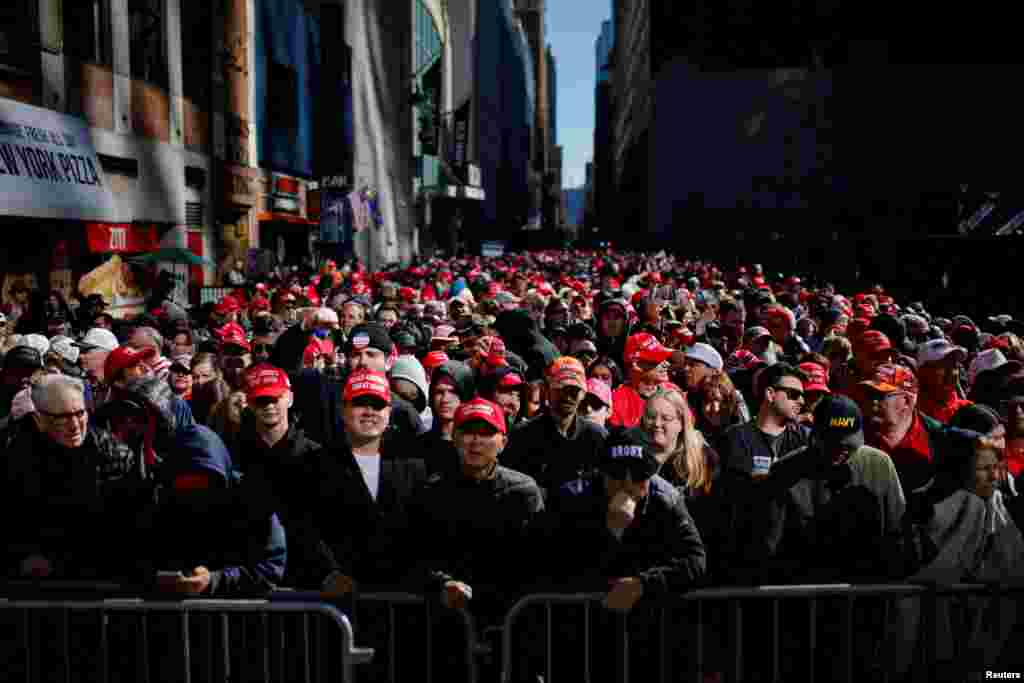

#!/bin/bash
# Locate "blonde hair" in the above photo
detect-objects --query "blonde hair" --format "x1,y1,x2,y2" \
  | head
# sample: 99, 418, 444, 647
643, 387, 710, 494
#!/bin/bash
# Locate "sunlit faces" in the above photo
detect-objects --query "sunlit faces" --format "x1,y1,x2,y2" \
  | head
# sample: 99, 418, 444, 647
431, 378, 461, 422
33, 389, 88, 449
348, 347, 388, 373
642, 395, 683, 455
767, 378, 805, 421
343, 395, 391, 441
192, 362, 217, 386
454, 421, 506, 472
251, 391, 291, 430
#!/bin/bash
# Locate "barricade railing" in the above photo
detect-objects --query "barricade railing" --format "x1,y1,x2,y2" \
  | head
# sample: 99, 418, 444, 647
353, 590, 483, 683
0, 589, 373, 683
499, 583, 1024, 683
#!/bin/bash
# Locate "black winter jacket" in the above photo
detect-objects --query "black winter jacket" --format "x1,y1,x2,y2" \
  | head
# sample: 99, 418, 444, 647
502, 412, 607, 497
538, 474, 707, 595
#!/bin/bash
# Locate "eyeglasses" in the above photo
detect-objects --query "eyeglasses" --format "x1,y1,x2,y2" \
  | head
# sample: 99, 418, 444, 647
252, 344, 273, 355
222, 346, 249, 357
771, 386, 805, 402
37, 409, 88, 425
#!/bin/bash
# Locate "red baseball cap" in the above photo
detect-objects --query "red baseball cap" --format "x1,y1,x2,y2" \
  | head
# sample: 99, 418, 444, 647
857, 330, 893, 357
860, 363, 919, 396
214, 297, 240, 315
625, 333, 674, 365
303, 340, 325, 366
546, 356, 587, 390
799, 362, 831, 394
104, 346, 157, 382
486, 337, 508, 367
422, 351, 450, 370
343, 369, 391, 403
249, 297, 271, 313
218, 323, 251, 352
244, 364, 292, 400
454, 398, 507, 434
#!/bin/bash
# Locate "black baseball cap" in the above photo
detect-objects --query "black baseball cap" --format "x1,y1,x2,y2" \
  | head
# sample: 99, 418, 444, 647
345, 323, 395, 356
3, 346, 44, 372
600, 431, 660, 481
812, 395, 864, 450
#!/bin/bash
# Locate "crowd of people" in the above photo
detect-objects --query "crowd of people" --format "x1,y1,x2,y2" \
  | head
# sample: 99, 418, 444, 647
1, 250, 1022, 679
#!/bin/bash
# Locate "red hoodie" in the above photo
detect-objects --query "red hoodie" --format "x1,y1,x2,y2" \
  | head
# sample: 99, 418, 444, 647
917, 389, 972, 424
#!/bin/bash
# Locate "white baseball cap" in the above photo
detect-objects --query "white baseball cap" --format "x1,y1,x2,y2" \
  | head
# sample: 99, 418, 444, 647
685, 342, 724, 371
48, 335, 80, 364
75, 327, 120, 353
917, 338, 967, 367
968, 348, 1007, 386
22, 333, 50, 357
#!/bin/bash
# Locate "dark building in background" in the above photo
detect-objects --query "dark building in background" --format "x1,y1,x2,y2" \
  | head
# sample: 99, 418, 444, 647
592, 18, 614, 241
478, 0, 536, 239
610, 0, 651, 248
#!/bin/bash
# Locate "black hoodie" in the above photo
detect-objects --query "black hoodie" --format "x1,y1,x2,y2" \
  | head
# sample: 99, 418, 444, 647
415, 361, 476, 477
495, 309, 560, 381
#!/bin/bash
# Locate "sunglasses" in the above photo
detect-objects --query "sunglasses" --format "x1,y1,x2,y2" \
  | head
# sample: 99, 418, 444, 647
222, 346, 249, 357
771, 386, 805, 402
252, 344, 273, 354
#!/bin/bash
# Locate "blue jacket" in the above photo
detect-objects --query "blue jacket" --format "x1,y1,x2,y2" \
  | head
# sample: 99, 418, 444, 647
137, 425, 286, 595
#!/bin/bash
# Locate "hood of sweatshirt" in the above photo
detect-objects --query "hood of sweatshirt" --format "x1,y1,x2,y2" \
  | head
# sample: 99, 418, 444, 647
430, 360, 476, 402
390, 354, 429, 412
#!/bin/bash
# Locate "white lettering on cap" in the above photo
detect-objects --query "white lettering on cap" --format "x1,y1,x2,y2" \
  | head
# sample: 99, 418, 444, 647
352, 333, 370, 349
610, 445, 644, 459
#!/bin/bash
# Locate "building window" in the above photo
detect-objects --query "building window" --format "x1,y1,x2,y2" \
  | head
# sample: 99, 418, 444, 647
0, 0, 39, 73
181, 1, 212, 104
64, 0, 110, 66
130, 0, 167, 87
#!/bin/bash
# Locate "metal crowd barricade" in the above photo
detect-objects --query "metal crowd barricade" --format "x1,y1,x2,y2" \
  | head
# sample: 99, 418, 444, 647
0, 594, 373, 683
499, 583, 1024, 683
353, 590, 483, 683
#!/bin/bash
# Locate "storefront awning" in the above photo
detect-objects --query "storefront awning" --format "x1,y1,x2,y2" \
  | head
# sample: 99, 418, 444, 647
257, 212, 318, 225
0, 97, 119, 221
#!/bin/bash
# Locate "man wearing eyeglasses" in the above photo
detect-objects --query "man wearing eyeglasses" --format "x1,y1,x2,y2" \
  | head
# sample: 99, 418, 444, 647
3, 375, 138, 580
608, 333, 675, 429
858, 363, 947, 495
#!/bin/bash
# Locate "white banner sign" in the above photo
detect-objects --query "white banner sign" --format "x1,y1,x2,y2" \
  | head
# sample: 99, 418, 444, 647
0, 97, 117, 221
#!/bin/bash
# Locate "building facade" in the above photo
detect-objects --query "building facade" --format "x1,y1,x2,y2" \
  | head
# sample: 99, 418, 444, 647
0, 0, 504, 304
477, 0, 535, 242
610, 0, 650, 247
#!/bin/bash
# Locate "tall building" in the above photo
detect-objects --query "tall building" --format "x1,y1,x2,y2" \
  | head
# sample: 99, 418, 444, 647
477, 0, 535, 243
593, 18, 614, 239
610, 0, 651, 247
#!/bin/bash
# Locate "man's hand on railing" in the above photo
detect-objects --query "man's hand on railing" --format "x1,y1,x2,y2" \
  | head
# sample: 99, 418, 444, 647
20, 554, 52, 578
322, 571, 357, 597
178, 567, 211, 595
604, 577, 643, 612
441, 580, 473, 609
